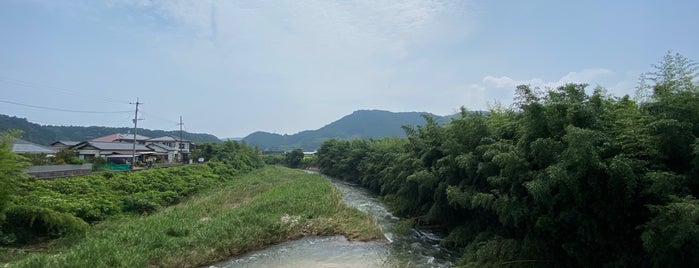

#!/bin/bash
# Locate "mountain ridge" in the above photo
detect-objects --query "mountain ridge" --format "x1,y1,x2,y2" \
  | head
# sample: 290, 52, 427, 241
243, 109, 453, 151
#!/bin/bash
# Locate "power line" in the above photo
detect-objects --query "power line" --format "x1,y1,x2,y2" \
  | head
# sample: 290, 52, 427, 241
139, 110, 180, 125
0, 111, 134, 134
0, 100, 132, 114
24, 114, 137, 128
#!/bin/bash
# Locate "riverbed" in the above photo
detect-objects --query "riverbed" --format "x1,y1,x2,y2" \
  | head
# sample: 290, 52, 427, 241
210, 173, 456, 267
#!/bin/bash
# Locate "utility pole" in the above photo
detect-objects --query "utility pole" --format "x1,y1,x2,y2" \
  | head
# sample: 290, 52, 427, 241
130, 98, 142, 170
178, 116, 184, 164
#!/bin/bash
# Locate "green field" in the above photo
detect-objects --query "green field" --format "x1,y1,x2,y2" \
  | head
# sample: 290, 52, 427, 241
2, 166, 383, 267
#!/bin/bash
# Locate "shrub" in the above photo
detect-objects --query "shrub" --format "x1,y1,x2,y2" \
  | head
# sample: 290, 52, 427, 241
262, 154, 285, 165
1, 205, 88, 245
122, 192, 161, 214
92, 157, 107, 170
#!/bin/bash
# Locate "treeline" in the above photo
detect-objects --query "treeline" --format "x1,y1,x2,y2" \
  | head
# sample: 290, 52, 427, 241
191, 140, 264, 170
0, 114, 222, 145
316, 53, 699, 267
0, 139, 262, 245
261, 148, 318, 169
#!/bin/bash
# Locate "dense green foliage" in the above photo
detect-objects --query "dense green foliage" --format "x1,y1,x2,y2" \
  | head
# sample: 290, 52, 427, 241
0, 114, 221, 145
7, 166, 382, 267
190, 140, 264, 169
0, 131, 27, 213
0, 140, 262, 246
317, 53, 699, 267
285, 148, 304, 168
244, 110, 453, 151
261, 153, 285, 165
261, 149, 317, 169
18, 148, 84, 166
0, 130, 30, 244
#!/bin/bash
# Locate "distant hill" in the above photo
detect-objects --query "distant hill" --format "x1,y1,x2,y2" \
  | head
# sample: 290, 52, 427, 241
243, 109, 453, 151
0, 114, 221, 145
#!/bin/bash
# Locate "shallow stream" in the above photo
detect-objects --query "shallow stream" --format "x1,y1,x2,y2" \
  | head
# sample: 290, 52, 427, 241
210, 173, 456, 267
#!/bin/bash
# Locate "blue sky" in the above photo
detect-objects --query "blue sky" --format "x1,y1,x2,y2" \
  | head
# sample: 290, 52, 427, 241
1, 0, 697, 138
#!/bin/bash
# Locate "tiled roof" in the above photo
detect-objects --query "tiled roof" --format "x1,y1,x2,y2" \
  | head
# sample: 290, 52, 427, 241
76, 141, 151, 151
148, 135, 190, 142
12, 139, 57, 154
51, 140, 80, 146
92, 133, 151, 142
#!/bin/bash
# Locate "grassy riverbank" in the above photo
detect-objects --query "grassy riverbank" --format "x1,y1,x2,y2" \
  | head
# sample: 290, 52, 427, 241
3, 166, 384, 267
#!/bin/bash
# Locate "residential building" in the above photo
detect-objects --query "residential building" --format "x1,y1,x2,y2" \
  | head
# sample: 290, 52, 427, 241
92, 133, 151, 144
50, 140, 80, 150
145, 142, 179, 163
12, 139, 57, 154
71, 141, 157, 163
146, 135, 193, 162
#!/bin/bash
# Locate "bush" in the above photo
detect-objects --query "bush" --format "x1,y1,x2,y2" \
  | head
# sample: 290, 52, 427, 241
301, 155, 318, 168
285, 148, 304, 168
1, 205, 88, 245
122, 191, 162, 214
262, 154, 285, 165
54, 148, 83, 165
91, 157, 107, 170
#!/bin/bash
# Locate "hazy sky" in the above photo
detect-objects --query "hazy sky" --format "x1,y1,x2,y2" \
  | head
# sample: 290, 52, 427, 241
1, 0, 697, 138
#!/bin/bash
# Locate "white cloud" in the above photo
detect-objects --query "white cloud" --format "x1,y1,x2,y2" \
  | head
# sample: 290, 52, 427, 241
464, 68, 633, 110
98, 0, 481, 134
108, 0, 475, 59
483, 76, 546, 89
558, 68, 615, 84
483, 68, 615, 90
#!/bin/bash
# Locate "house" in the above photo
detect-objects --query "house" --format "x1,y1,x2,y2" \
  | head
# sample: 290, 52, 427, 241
56, 133, 195, 166
145, 143, 179, 163
71, 141, 160, 163
12, 139, 57, 154
92, 133, 151, 144
146, 135, 193, 162
50, 140, 80, 150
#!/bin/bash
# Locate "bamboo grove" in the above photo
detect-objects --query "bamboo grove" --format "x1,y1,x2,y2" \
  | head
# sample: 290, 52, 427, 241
316, 53, 699, 267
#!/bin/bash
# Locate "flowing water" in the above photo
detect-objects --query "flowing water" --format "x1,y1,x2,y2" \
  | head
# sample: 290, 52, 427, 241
209, 173, 456, 267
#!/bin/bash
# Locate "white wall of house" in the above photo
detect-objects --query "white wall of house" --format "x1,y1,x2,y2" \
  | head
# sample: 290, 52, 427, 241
78, 149, 101, 160
175, 141, 191, 152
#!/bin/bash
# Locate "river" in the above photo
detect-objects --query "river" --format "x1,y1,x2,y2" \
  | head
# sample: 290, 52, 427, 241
209, 173, 457, 267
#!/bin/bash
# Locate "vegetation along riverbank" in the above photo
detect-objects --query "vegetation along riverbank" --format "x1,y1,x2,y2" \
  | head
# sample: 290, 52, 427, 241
0, 136, 383, 267
1, 165, 383, 267
316, 53, 699, 267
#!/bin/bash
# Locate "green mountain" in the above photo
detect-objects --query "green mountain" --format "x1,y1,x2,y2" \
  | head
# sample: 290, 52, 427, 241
0, 114, 221, 145
243, 109, 452, 151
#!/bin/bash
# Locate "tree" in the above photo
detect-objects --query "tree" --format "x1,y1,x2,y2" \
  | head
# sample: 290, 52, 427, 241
642, 196, 699, 267
53, 148, 83, 165
0, 130, 28, 218
314, 54, 699, 267
637, 51, 698, 102
285, 148, 304, 168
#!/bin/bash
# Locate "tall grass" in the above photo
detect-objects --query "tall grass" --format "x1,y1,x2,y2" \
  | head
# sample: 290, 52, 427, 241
9, 166, 383, 267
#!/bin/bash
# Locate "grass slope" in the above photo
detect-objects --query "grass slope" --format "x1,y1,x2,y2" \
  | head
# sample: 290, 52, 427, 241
6, 166, 384, 267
